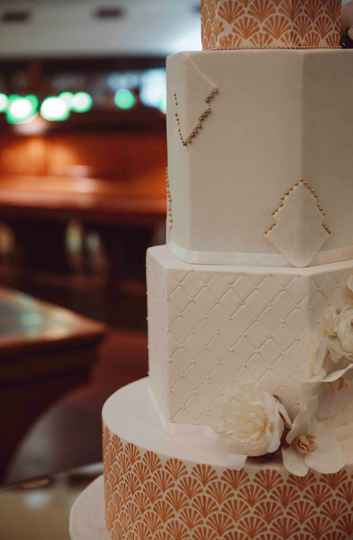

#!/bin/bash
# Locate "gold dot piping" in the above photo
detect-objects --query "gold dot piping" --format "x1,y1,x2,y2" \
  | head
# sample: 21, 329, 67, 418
166, 169, 173, 230
265, 178, 332, 237
173, 88, 219, 148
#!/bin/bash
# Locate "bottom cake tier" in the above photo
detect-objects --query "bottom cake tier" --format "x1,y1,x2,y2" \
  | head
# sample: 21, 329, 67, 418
103, 379, 353, 540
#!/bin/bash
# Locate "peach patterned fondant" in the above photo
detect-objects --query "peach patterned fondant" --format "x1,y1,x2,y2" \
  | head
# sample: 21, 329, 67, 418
201, 0, 342, 50
103, 425, 353, 540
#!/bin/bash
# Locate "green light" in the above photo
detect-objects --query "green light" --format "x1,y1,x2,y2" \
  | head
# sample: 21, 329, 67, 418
114, 89, 136, 110
27, 94, 40, 110
6, 96, 37, 124
59, 91, 74, 106
0, 93, 8, 113
40, 97, 70, 122
71, 92, 93, 113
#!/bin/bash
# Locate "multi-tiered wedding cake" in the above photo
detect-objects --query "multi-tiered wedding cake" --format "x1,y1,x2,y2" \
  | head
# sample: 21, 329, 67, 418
102, 1, 353, 538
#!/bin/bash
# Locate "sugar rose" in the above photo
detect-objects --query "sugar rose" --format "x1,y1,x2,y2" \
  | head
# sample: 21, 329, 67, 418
321, 306, 339, 338
216, 385, 287, 458
336, 307, 353, 355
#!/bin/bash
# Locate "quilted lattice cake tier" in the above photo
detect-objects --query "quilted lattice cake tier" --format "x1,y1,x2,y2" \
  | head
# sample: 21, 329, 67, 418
147, 245, 353, 427
201, 0, 342, 49
103, 380, 353, 540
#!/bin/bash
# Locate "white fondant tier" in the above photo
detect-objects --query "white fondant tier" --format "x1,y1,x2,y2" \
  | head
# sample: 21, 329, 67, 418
147, 245, 353, 426
167, 50, 353, 268
103, 380, 353, 540
70, 477, 109, 540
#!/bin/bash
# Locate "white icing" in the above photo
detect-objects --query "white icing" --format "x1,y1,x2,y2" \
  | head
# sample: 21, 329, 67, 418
147, 245, 353, 427
170, 241, 353, 268
266, 180, 331, 267
167, 50, 353, 268
103, 378, 353, 470
104, 378, 246, 468
172, 55, 218, 147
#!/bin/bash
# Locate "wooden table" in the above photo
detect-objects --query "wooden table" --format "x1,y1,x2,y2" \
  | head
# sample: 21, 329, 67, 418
0, 289, 106, 481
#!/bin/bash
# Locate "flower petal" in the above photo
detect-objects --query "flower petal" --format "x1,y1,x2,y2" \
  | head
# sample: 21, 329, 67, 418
225, 454, 247, 470
286, 396, 319, 445
318, 382, 353, 420
282, 447, 309, 477
286, 411, 310, 444
321, 307, 339, 337
305, 425, 346, 474
320, 363, 353, 383
310, 338, 329, 379
335, 425, 353, 465
328, 337, 349, 364
275, 398, 290, 422
347, 274, 353, 294
267, 416, 284, 454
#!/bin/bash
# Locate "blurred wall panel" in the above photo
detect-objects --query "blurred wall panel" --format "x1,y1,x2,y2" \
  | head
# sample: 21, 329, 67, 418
0, 136, 47, 176
45, 133, 166, 182
45, 134, 130, 180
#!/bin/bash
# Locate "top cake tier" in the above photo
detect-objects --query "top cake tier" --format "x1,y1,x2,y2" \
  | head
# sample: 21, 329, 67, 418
201, 0, 342, 49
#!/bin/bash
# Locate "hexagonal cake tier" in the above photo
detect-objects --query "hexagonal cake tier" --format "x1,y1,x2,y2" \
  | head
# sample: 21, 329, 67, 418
167, 49, 353, 269
147, 246, 353, 427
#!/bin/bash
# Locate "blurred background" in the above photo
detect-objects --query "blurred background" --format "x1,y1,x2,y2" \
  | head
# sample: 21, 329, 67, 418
0, 2, 200, 537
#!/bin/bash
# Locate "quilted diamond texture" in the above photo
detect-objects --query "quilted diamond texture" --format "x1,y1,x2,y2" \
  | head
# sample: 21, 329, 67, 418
147, 247, 353, 426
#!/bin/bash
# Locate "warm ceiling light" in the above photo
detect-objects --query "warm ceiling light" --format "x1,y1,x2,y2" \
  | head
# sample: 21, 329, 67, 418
93, 7, 125, 20
1, 10, 31, 23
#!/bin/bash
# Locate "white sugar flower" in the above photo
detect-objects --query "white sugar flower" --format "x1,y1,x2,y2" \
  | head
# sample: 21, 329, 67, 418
316, 370, 353, 421
336, 307, 353, 355
282, 397, 345, 477
310, 337, 353, 384
216, 385, 289, 463
321, 306, 339, 338
310, 337, 331, 381
346, 274, 353, 301
311, 305, 353, 384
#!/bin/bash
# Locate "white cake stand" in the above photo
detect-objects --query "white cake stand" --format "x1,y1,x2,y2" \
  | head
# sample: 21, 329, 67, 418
69, 476, 110, 540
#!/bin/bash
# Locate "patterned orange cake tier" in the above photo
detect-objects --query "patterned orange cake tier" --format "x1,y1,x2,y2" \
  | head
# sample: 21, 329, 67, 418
201, 0, 342, 49
103, 424, 353, 540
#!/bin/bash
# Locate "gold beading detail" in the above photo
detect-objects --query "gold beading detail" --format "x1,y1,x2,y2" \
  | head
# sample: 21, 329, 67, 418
174, 88, 219, 148
166, 169, 173, 230
265, 178, 332, 237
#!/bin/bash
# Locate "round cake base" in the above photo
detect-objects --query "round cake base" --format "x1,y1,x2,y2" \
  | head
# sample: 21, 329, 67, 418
103, 379, 353, 540
70, 476, 110, 540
